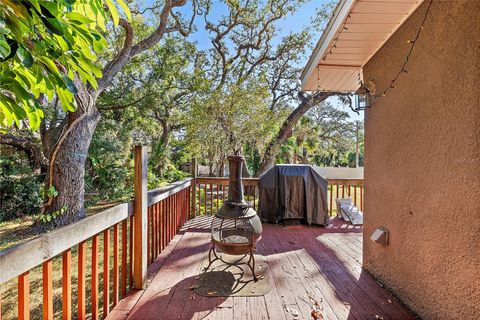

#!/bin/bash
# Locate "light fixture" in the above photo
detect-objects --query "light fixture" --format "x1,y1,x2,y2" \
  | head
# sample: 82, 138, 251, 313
354, 86, 370, 111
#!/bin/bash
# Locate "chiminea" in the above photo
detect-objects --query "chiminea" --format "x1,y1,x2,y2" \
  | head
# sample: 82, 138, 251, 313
207, 155, 263, 281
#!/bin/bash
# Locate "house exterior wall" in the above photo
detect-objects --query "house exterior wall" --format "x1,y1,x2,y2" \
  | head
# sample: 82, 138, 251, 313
363, 1, 480, 319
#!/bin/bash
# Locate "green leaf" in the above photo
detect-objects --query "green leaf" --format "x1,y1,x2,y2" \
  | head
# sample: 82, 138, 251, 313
16, 46, 33, 68
0, 18, 10, 34
105, 0, 119, 26
47, 186, 58, 197
39, 2, 58, 17
37, 56, 60, 75
0, 35, 11, 59
42, 17, 65, 35
26, 102, 43, 129
62, 74, 77, 94
115, 0, 131, 21
65, 12, 94, 25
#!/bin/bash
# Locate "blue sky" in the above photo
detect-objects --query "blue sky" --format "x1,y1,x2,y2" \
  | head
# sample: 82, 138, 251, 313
173, 0, 364, 121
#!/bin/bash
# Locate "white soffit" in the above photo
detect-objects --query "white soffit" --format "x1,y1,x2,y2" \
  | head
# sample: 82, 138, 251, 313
301, 0, 424, 92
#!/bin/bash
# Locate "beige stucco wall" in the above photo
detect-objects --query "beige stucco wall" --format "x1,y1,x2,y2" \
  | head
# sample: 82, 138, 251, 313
363, 1, 480, 319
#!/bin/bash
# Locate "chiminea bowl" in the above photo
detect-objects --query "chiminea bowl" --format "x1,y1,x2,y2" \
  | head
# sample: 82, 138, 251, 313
211, 207, 262, 255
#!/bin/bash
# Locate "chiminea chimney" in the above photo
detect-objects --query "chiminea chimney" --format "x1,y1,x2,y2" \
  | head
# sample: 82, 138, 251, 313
216, 155, 256, 218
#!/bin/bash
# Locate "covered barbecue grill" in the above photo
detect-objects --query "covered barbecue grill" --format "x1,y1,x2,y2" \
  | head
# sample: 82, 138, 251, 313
258, 165, 329, 226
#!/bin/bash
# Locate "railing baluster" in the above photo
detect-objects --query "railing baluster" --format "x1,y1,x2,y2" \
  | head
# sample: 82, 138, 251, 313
147, 207, 152, 264
129, 216, 134, 288
103, 229, 110, 318
174, 193, 178, 232
113, 224, 119, 307
62, 250, 71, 320
92, 234, 99, 320
210, 184, 213, 215
360, 186, 363, 211
160, 200, 164, 250
155, 203, 159, 253
197, 184, 201, 216
78, 241, 86, 319
167, 197, 170, 242
160, 202, 163, 254
121, 220, 127, 298
170, 195, 174, 239
164, 199, 168, 247
18, 271, 29, 320
177, 193, 180, 231
354, 186, 357, 206
329, 185, 333, 216
204, 184, 207, 216
167, 197, 171, 243
216, 185, 219, 211
42, 259, 53, 320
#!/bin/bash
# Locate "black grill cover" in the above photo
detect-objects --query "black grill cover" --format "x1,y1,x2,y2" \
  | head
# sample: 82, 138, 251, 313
258, 165, 329, 226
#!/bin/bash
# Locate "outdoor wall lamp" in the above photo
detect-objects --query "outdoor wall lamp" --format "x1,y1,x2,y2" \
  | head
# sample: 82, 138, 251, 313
354, 89, 370, 111
354, 80, 376, 111
370, 227, 389, 245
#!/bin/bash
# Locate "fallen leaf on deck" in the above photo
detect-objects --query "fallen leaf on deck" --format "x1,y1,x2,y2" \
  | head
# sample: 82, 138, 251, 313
375, 315, 384, 319
289, 241, 297, 244
207, 291, 217, 295
189, 285, 199, 290
311, 310, 324, 320
388, 299, 392, 304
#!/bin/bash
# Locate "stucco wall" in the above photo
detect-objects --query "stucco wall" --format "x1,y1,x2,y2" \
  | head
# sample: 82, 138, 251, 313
363, 1, 480, 319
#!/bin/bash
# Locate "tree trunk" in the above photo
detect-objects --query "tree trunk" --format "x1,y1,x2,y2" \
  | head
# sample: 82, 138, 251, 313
44, 86, 100, 227
153, 121, 170, 176
256, 92, 330, 176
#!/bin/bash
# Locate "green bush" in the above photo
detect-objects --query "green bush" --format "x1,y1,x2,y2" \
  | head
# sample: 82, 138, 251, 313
0, 153, 43, 222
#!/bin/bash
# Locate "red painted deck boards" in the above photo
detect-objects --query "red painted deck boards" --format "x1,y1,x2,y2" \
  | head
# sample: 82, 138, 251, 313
106, 217, 414, 320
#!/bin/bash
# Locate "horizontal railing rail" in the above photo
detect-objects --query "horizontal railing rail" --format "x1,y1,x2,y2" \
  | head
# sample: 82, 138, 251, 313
0, 202, 133, 286
0, 146, 192, 320
147, 179, 192, 206
192, 176, 364, 217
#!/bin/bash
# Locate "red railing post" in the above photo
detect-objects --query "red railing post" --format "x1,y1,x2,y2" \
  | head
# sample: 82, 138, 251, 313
78, 241, 86, 319
191, 158, 197, 218
133, 145, 148, 289
18, 272, 29, 320
62, 250, 71, 320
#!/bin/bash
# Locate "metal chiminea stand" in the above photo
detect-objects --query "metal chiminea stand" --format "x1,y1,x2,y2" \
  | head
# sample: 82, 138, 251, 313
206, 155, 263, 281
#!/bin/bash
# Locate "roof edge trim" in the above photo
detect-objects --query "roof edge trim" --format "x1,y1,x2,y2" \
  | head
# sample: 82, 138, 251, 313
300, 0, 356, 90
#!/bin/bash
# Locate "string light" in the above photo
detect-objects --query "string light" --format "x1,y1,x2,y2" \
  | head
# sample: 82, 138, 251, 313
321, 13, 352, 62
372, 0, 434, 102
317, 14, 357, 91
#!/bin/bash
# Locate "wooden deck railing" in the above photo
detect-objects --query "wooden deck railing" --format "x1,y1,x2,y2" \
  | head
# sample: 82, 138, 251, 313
0, 146, 191, 320
191, 176, 364, 217
0, 151, 362, 319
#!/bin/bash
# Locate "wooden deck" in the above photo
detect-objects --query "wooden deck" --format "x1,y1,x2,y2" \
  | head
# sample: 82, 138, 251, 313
107, 216, 415, 320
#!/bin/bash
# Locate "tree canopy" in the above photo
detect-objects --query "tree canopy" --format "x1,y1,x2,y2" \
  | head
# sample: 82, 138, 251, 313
0, 0, 365, 226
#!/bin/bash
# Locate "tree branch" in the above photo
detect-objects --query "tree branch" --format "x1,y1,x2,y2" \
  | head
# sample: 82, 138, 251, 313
98, 18, 134, 92
0, 133, 47, 174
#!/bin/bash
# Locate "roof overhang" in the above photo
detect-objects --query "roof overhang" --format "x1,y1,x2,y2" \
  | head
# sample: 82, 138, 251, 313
301, 0, 424, 93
